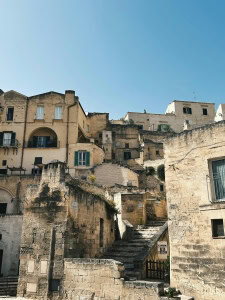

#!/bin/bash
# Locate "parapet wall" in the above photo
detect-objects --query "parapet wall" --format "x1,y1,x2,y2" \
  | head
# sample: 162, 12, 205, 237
63, 258, 163, 300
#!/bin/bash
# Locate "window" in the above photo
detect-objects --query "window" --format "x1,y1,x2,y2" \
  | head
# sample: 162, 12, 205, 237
6, 107, 14, 121
0, 234, 2, 240
156, 150, 160, 156
124, 151, 131, 160
36, 106, 44, 119
99, 133, 102, 138
211, 159, 225, 201
74, 151, 90, 166
49, 279, 60, 292
125, 143, 129, 149
32, 168, 42, 175
183, 107, 192, 114
0, 204, 7, 214
3, 132, 11, 146
211, 219, 224, 238
2, 160, 6, 166
203, 108, 208, 115
160, 184, 164, 192
158, 124, 170, 132
34, 157, 42, 165
0, 169, 7, 175
86, 125, 89, 133
55, 106, 62, 119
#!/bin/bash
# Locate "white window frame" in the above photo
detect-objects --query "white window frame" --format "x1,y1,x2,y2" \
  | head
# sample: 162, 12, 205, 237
55, 106, 62, 120
3, 132, 12, 146
36, 106, 44, 120
78, 151, 86, 166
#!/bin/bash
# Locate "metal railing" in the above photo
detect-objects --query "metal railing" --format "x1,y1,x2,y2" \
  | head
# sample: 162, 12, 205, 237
25, 140, 59, 148
0, 139, 18, 147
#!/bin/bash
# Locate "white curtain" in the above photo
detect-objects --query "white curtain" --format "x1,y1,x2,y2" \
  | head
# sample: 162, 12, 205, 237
55, 106, 62, 119
3, 133, 12, 146
36, 106, 44, 119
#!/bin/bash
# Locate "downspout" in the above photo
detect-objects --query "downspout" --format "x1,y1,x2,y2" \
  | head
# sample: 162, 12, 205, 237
20, 96, 29, 169
66, 103, 76, 164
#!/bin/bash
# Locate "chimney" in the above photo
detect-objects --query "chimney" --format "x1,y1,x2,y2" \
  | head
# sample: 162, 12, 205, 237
65, 90, 75, 105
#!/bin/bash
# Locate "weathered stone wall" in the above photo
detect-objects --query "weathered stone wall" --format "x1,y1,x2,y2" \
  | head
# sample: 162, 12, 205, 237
17, 163, 116, 298
63, 258, 163, 300
0, 215, 23, 276
93, 163, 139, 187
164, 121, 225, 300
121, 193, 146, 226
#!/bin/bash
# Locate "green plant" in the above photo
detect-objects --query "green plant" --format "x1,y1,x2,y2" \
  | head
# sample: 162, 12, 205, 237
139, 217, 143, 225
163, 287, 180, 298
157, 164, 165, 181
88, 174, 96, 184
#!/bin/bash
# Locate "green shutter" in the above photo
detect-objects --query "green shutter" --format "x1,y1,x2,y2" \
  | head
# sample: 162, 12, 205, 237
74, 151, 78, 166
86, 152, 90, 166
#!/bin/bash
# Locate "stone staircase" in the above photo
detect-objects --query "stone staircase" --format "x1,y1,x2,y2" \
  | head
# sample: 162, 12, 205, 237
0, 276, 18, 296
102, 224, 166, 280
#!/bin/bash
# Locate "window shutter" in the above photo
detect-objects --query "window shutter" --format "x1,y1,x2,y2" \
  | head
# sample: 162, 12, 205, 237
86, 152, 90, 166
11, 132, 16, 146
74, 151, 78, 166
0, 133, 3, 146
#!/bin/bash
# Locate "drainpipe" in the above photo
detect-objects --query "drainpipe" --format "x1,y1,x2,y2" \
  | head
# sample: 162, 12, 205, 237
66, 103, 76, 164
20, 97, 29, 169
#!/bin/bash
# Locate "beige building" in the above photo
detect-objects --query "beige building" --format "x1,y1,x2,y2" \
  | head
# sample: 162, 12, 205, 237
124, 100, 216, 133
164, 121, 225, 300
0, 90, 104, 176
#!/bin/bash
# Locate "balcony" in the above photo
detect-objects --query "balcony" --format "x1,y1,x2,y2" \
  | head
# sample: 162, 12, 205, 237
26, 127, 59, 148
25, 139, 59, 148
0, 139, 18, 148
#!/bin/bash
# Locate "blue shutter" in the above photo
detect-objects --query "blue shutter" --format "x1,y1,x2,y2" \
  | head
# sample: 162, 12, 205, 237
86, 152, 90, 166
74, 151, 79, 166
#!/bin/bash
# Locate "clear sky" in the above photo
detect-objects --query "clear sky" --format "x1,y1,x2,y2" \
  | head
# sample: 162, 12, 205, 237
1, 0, 225, 119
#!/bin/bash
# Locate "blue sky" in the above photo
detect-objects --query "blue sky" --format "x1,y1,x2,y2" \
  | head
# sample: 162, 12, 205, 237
1, 0, 225, 118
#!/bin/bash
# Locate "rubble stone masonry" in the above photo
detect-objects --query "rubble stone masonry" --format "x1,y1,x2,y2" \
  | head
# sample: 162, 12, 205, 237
164, 121, 225, 300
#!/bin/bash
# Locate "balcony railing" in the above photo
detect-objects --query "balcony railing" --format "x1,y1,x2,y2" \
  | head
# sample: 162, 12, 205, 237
25, 140, 59, 148
0, 139, 18, 147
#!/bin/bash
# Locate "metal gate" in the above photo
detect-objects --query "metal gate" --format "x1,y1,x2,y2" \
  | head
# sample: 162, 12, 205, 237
146, 260, 166, 280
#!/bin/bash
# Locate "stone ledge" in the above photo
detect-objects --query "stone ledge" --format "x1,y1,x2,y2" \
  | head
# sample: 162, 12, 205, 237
64, 258, 124, 266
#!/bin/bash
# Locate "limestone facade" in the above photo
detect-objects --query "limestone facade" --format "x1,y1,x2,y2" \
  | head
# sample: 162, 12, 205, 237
164, 121, 225, 300
17, 162, 116, 298
124, 100, 216, 133
0, 90, 104, 176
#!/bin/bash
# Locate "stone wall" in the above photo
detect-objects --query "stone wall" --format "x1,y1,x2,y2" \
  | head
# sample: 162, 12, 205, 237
121, 193, 146, 226
93, 163, 139, 187
63, 258, 163, 300
0, 215, 23, 276
17, 163, 116, 298
164, 121, 225, 300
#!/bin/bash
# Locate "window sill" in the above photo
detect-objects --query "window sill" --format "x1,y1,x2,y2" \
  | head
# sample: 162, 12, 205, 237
53, 119, 63, 121
212, 236, 225, 239
200, 201, 225, 211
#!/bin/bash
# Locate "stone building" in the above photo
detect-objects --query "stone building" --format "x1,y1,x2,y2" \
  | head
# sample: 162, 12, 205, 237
124, 100, 216, 133
0, 89, 104, 176
164, 121, 225, 300
17, 161, 116, 298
